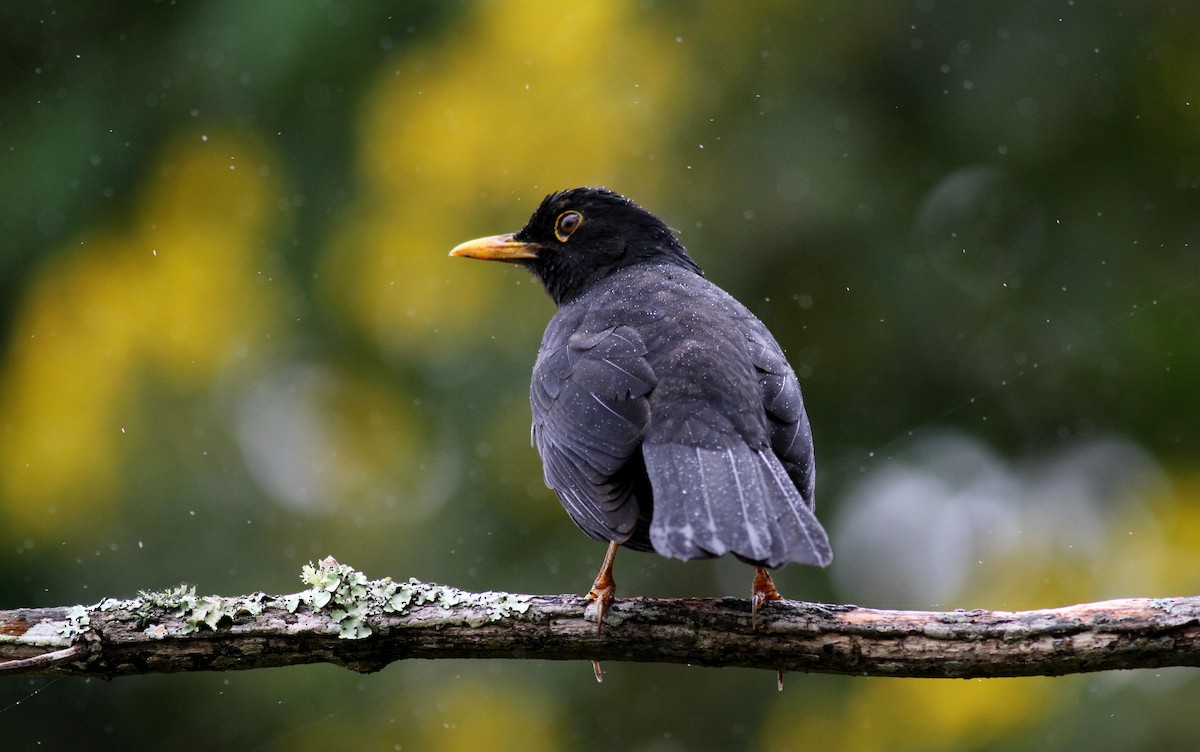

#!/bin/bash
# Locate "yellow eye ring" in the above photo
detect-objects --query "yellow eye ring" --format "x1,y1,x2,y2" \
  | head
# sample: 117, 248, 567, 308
554, 211, 583, 242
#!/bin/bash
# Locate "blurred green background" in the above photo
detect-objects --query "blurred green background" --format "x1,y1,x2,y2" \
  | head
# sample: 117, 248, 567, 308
2, 1, 1199, 749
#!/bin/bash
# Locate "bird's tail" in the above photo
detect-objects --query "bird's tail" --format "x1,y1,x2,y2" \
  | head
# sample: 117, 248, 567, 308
643, 443, 832, 569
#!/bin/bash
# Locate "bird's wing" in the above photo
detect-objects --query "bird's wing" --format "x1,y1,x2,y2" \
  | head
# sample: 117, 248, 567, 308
643, 314, 830, 569
744, 321, 816, 508
531, 324, 655, 545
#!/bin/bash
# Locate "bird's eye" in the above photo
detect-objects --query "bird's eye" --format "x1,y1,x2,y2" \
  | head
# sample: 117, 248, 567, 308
554, 211, 583, 242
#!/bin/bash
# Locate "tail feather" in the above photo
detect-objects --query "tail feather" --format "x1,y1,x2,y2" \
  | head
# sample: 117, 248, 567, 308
755, 448, 832, 567
644, 442, 832, 569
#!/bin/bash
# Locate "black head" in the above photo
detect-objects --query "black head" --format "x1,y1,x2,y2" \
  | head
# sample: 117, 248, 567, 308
450, 187, 702, 306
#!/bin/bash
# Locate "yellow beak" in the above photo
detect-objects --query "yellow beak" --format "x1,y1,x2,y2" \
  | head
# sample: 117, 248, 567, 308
449, 233, 540, 262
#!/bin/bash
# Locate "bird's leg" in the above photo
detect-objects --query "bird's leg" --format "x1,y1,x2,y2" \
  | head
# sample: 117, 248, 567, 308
751, 566, 783, 629
753, 567, 787, 690
586, 541, 620, 634
586, 541, 619, 683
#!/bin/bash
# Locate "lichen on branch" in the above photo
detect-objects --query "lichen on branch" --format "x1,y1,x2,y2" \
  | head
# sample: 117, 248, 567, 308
1, 558, 1197, 680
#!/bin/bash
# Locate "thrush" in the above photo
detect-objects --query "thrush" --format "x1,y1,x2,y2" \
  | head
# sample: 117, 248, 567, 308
451, 188, 832, 677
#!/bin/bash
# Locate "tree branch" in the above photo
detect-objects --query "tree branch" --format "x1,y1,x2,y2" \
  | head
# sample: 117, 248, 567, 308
1, 558, 1197, 680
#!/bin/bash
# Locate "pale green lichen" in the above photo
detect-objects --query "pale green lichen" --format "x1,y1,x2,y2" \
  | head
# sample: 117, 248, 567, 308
49, 558, 531, 644
180, 594, 259, 635
56, 604, 91, 639
95, 584, 270, 635
284, 557, 532, 638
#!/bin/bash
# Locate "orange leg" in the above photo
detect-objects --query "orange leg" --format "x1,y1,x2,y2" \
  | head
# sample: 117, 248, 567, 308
751, 566, 783, 629
752, 567, 787, 690
586, 541, 620, 683
586, 540, 620, 634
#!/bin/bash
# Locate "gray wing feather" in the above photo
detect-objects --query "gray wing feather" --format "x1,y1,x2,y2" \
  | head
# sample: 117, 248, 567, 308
531, 324, 655, 544
746, 325, 816, 508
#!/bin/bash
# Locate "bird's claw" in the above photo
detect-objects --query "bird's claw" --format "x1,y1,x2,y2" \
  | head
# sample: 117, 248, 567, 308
751, 566, 783, 629
753, 567, 787, 690
585, 540, 620, 634
585, 587, 612, 680
586, 578, 615, 634
584, 541, 620, 681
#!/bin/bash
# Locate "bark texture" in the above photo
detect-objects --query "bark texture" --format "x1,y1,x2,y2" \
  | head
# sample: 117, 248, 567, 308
2, 564, 1197, 680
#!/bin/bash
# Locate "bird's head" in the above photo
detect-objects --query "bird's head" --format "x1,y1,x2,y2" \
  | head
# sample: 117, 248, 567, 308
450, 187, 702, 306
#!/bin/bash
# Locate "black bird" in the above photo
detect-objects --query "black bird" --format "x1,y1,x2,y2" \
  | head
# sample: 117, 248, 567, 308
450, 188, 832, 639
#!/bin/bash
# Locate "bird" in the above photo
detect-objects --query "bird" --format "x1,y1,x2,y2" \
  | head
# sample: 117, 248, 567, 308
449, 187, 832, 653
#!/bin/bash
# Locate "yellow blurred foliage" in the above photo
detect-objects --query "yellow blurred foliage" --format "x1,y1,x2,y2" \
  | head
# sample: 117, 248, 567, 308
762, 677, 1059, 752
420, 678, 562, 752
965, 545, 1103, 614
238, 363, 429, 528
1109, 473, 1200, 596
275, 675, 562, 752
320, 0, 686, 356
760, 472, 1200, 752
975, 471, 1200, 608
481, 397, 557, 523
0, 132, 282, 532
323, 372, 422, 513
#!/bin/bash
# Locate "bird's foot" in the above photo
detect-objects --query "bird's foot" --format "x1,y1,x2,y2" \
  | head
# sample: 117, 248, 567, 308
753, 568, 787, 689
585, 541, 620, 634
584, 541, 619, 683
751, 566, 783, 629
585, 579, 615, 635
583, 588, 613, 682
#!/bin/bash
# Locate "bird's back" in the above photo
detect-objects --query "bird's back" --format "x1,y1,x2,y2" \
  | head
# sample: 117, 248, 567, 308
533, 262, 831, 569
